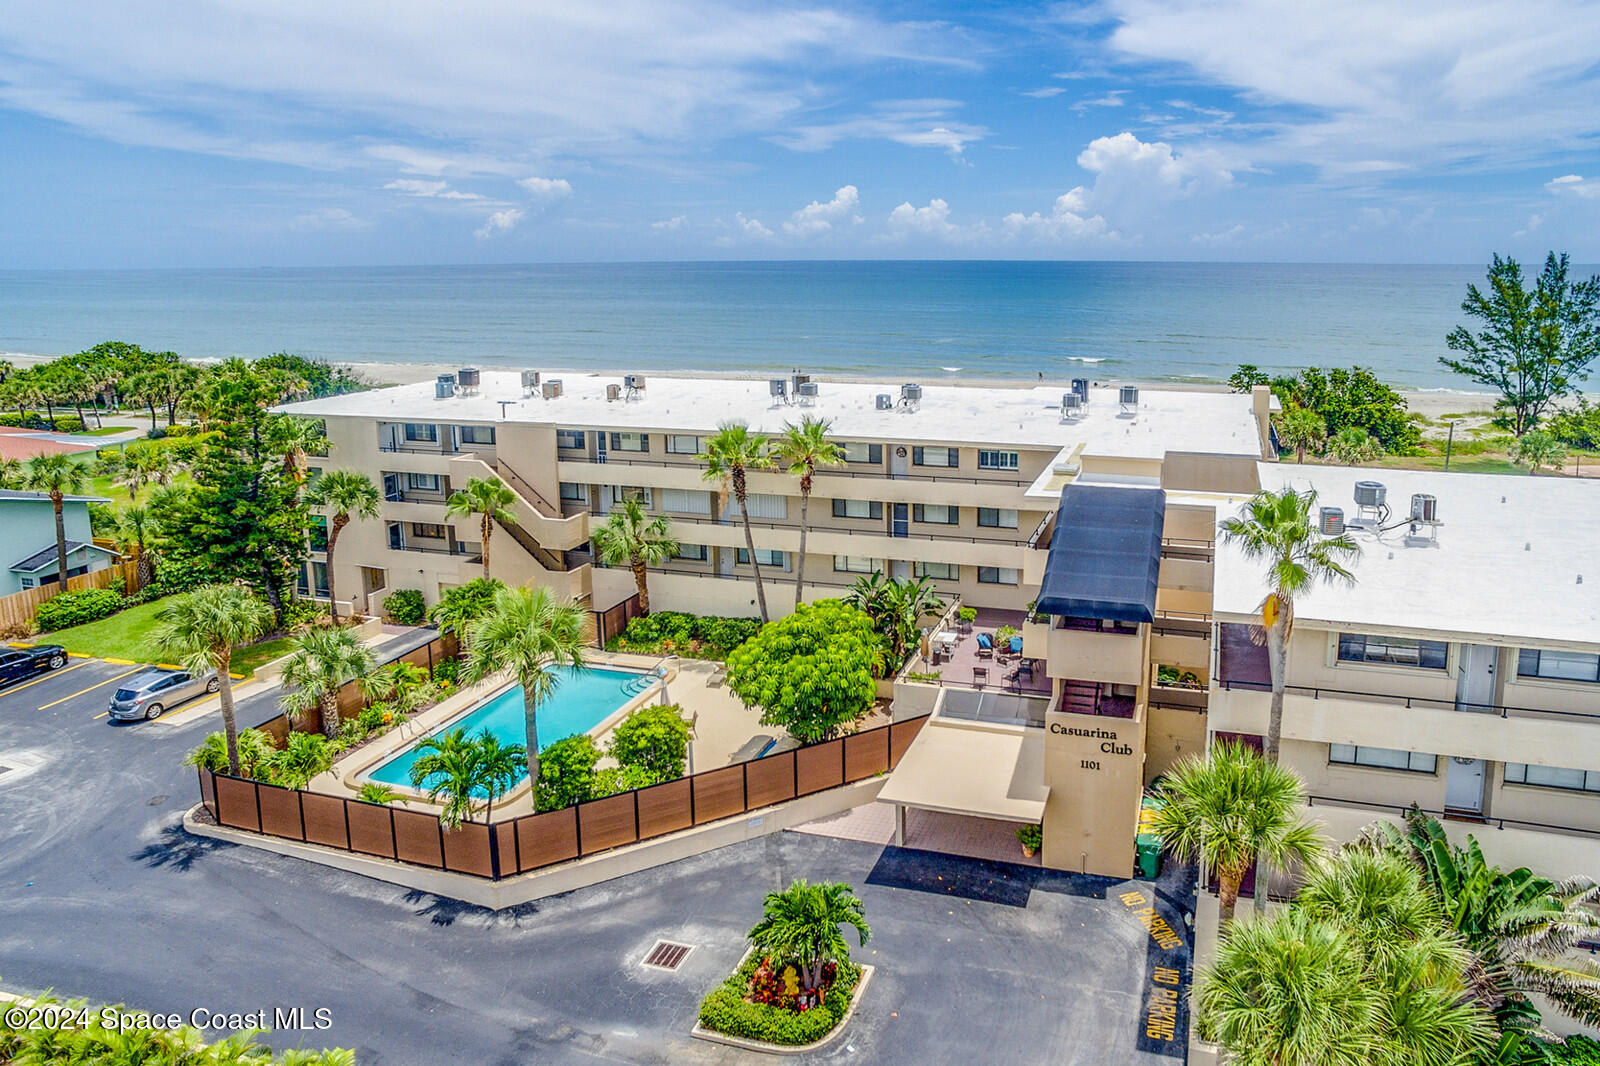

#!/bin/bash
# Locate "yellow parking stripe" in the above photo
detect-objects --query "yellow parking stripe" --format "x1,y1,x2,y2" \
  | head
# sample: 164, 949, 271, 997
38, 668, 140, 710
92, 710, 109, 720
1, 659, 97, 694
102, 657, 137, 665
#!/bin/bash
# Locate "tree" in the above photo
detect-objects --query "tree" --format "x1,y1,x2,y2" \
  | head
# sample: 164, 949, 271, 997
117, 506, 160, 590
1546, 396, 1600, 451
305, 470, 380, 618
279, 626, 376, 738
0, 457, 21, 489
276, 417, 328, 489
426, 577, 506, 645
1328, 425, 1384, 465
1229, 364, 1271, 392
774, 415, 845, 608
445, 475, 516, 580
844, 571, 943, 669
149, 585, 273, 776
1150, 742, 1322, 925
607, 703, 690, 783
409, 727, 526, 827
459, 584, 589, 802
747, 879, 870, 998
1274, 366, 1421, 454
1220, 487, 1360, 763
724, 600, 880, 743
1277, 406, 1327, 463
22, 453, 87, 587
699, 421, 776, 622
591, 497, 678, 615
1443, 253, 1600, 437
1513, 430, 1567, 475
536, 734, 603, 811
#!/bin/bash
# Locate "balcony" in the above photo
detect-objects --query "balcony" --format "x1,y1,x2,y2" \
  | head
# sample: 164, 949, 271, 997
1149, 612, 1211, 672
1040, 617, 1147, 685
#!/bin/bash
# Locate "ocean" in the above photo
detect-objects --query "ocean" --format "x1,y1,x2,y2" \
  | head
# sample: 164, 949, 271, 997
0, 261, 1552, 390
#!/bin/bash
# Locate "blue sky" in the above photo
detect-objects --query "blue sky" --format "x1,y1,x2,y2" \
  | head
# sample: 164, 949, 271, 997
2, 0, 1598, 268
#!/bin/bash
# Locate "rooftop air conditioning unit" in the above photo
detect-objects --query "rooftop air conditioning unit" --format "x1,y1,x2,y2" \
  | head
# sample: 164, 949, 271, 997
605, 383, 621, 402
791, 372, 810, 396
769, 378, 788, 400
876, 393, 894, 411
434, 376, 455, 400
1410, 493, 1438, 523
1071, 377, 1089, 401
541, 379, 563, 400
520, 370, 541, 390
796, 381, 819, 406
1118, 385, 1139, 408
1319, 507, 1345, 536
1061, 392, 1083, 412
457, 367, 481, 393
1354, 480, 1387, 508
901, 383, 923, 403
624, 373, 646, 390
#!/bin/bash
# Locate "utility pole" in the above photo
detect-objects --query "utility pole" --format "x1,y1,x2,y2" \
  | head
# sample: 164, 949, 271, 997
1444, 421, 1456, 472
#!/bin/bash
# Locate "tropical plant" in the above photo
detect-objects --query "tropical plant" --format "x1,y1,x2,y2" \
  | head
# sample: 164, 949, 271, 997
305, 469, 381, 618
1328, 425, 1384, 465
117, 505, 160, 590
445, 475, 516, 579
725, 600, 881, 743
149, 584, 274, 776
22, 452, 87, 586
0, 456, 20, 488
607, 703, 690, 783
699, 420, 776, 622
459, 584, 589, 801
1271, 365, 1422, 454
591, 496, 678, 615
747, 879, 870, 997
1278, 405, 1328, 462
773, 415, 845, 608
1220, 487, 1360, 763
357, 782, 403, 805
360, 661, 429, 717
408, 727, 484, 828
426, 576, 506, 643
278, 626, 376, 738
844, 571, 943, 667
1150, 741, 1322, 925
1513, 430, 1568, 474
184, 727, 277, 779
272, 730, 334, 788
536, 733, 603, 811
382, 587, 426, 625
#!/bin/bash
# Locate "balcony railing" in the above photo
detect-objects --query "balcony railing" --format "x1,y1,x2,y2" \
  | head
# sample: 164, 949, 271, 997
570, 455, 1034, 486
1217, 679, 1600, 723
1159, 537, 1214, 562
1305, 793, 1600, 841
390, 542, 479, 558
378, 443, 454, 455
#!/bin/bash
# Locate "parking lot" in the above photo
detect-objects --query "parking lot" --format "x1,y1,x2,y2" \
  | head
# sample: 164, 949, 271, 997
0, 652, 1193, 1066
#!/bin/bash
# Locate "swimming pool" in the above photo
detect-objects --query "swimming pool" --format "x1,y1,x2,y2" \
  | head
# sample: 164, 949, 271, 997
365, 665, 648, 791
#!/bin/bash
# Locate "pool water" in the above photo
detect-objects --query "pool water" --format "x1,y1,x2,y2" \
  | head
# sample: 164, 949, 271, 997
366, 665, 647, 790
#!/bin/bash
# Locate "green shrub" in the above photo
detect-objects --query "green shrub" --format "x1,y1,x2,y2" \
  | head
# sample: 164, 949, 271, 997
697, 954, 860, 1046
1015, 824, 1043, 851
0, 412, 84, 432
431, 657, 461, 685
281, 597, 326, 630
608, 703, 690, 783
611, 611, 761, 659
145, 555, 209, 598
537, 734, 603, 811
35, 587, 125, 631
725, 601, 879, 743
383, 588, 426, 625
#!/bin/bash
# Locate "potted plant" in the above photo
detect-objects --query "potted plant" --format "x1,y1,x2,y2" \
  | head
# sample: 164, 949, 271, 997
1015, 823, 1043, 858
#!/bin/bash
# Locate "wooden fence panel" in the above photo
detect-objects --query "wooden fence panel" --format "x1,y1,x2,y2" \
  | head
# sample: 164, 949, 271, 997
691, 765, 745, 825
214, 776, 260, 831
392, 809, 445, 868
441, 823, 493, 878
198, 770, 216, 816
889, 716, 926, 767
343, 800, 393, 857
256, 784, 304, 840
743, 752, 796, 810
304, 793, 354, 850
577, 793, 637, 854
636, 778, 693, 840
844, 728, 890, 781
795, 739, 844, 795
516, 808, 579, 871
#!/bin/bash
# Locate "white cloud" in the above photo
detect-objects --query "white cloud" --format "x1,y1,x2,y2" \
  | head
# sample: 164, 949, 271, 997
1547, 174, 1600, 199
1020, 87, 1068, 98
882, 198, 986, 242
783, 185, 862, 236
651, 215, 688, 231
774, 100, 985, 160
384, 178, 483, 200
1001, 193, 1112, 243
474, 207, 524, 239
1191, 224, 1245, 244
289, 207, 368, 232
519, 176, 573, 199
734, 212, 773, 239
1071, 90, 1129, 110
1513, 213, 1545, 238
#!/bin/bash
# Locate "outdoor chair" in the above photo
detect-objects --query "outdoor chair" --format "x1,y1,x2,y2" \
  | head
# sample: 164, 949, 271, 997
972, 666, 988, 688
976, 633, 994, 660
1009, 636, 1023, 655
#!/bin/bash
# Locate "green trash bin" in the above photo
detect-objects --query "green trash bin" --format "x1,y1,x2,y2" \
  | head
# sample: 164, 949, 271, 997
1136, 834, 1162, 879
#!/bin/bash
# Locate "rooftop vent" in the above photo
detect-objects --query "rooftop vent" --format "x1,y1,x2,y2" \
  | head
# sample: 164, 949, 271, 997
1071, 377, 1089, 401
457, 367, 481, 394
605, 383, 622, 402
791, 372, 811, 397
1060, 392, 1084, 422
1319, 506, 1345, 536
541, 379, 563, 400
1354, 480, 1387, 508
796, 381, 819, 406
876, 393, 894, 411
1118, 385, 1139, 410
520, 370, 541, 391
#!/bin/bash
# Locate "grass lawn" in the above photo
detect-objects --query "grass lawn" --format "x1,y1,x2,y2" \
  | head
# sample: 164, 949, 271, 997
42, 599, 294, 677
75, 424, 143, 437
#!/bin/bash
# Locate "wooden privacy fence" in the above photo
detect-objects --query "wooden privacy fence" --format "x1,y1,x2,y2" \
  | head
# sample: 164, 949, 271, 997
591, 593, 644, 647
199, 713, 930, 880
0, 559, 138, 633
255, 630, 459, 745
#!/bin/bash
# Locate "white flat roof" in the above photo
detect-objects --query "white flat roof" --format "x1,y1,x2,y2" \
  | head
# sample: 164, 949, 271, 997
279, 370, 1263, 459
876, 719, 1048, 823
1212, 463, 1600, 647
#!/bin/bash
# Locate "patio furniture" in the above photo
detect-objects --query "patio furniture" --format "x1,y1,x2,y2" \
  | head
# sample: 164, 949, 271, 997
972, 666, 988, 688
1018, 660, 1034, 681
1009, 636, 1023, 655
976, 633, 994, 660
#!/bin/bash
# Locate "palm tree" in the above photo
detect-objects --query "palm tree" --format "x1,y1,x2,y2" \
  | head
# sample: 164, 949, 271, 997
305, 470, 380, 619
471, 731, 527, 823
445, 475, 516, 579
278, 417, 327, 487
409, 728, 483, 829
148, 584, 273, 776
881, 575, 944, 666
1329, 425, 1384, 465
0, 457, 22, 489
119, 440, 176, 502
357, 782, 404, 806
1277, 406, 1327, 463
699, 421, 776, 622
22, 453, 87, 587
774, 415, 845, 608
1220, 487, 1360, 764
279, 626, 376, 738
591, 497, 678, 615
747, 879, 870, 997
1149, 741, 1322, 925
118, 506, 160, 591
459, 584, 589, 798
1513, 430, 1567, 475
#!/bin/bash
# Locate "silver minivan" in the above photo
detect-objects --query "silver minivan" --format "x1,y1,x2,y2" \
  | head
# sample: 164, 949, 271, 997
108, 667, 219, 721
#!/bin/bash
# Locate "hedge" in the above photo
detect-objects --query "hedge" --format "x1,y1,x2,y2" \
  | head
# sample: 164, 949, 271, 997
0, 412, 85, 432
697, 954, 861, 1047
384, 588, 426, 625
607, 611, 761, 660
35, 587, 125, 631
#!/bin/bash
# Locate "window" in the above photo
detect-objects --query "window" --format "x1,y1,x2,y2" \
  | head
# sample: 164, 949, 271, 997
406, 473, 441, 492
410, 522, 448, 539
459, 425, 496, 445
1504, 762, 1600, 793
310, 561, 330, 597
658, 488, 712, 515
832, 498, 883, 520
977, 507, 1018, 529
402, 423, 437, 443
604, 485, 653, 508
665, 434, 701, 455
675, 543, 708, 562
978, 450, 1019, 470
912, 446, 958, 468
556, 429, 585, 450
736, 548, 787, 569
1337, 634, 1448, 670
834, 555, 880, 574
841, 441, 882, 464
727, 493, 786, 520
609, 431, 649, 453
18, 576, 35, 590
559, 482, 587, 501
978, 566, 1019, 585
1517, 648, 1600, 683
1329, 744, 1437, 774
913, 504, 958, 525
915, 561, 960, 580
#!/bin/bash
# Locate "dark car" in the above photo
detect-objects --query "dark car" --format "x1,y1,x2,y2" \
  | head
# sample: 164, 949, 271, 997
0, 644, 68, 686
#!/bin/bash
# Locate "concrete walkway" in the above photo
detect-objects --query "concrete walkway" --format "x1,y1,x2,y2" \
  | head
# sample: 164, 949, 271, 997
793, 803, 1042, 867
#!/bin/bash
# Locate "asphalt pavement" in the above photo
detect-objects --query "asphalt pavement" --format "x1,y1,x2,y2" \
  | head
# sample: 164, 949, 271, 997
0, 657, 1193, 1066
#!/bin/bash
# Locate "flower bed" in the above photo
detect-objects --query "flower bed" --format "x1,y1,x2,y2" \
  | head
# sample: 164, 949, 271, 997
697, 953, 861, 1047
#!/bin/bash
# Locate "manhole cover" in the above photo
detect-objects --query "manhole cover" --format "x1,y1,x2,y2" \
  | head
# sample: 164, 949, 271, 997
641, 940, 694, 971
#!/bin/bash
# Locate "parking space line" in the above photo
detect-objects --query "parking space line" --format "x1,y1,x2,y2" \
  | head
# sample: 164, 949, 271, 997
38, 668, 141, 710
1, 659, 99, 695
103, 657, 137, 665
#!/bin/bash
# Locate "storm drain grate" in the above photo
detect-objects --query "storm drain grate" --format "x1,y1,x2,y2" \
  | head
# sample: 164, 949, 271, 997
641, 940, 694, 971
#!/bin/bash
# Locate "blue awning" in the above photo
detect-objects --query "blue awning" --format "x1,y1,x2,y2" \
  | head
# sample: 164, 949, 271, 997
1035, 485, 1165, 624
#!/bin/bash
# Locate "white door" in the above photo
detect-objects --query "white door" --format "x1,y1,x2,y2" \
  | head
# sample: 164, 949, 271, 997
1446, 756, 1486, 812
890, 446, 909, 478
1456, 644, 1496, 710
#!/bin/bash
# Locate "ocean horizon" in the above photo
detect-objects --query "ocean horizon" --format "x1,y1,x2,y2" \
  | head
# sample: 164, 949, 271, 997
2, 260, 1586, 391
